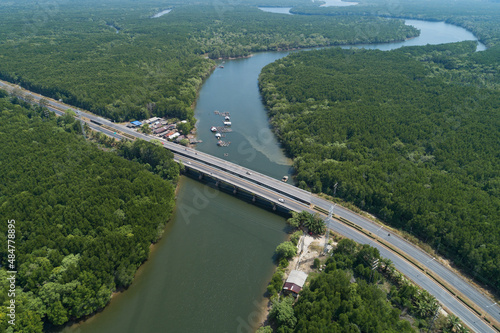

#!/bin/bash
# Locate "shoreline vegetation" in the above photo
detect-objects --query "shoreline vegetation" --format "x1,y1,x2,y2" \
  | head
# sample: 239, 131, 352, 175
290, 0, 500, 48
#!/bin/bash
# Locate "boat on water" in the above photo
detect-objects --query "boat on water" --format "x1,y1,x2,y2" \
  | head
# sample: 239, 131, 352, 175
225, 116, 230, 121
210, 126, 217, 132
282, 176, 288, 182
223, 121, 231, 126
215, 133, 222, 139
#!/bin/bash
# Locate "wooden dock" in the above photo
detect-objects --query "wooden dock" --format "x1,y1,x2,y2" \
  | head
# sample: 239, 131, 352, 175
214, 110, 231, 117
217, 140, 231, 147
214, 126, 232, 133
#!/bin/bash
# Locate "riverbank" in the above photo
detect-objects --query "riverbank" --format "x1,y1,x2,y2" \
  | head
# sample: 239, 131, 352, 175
63, 175, 288, 333
52, 161, 184, 333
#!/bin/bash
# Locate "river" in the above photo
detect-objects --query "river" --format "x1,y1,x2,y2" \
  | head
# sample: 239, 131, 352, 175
151, 9, 172, 18
63, 15, 485, 333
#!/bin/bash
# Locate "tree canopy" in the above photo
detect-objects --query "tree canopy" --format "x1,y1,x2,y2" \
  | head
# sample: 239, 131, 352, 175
0, 93, 178, 330
270, 239, 440, 332
259, 42, 500, 293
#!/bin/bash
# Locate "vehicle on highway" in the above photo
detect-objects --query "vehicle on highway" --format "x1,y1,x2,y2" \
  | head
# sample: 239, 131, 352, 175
278, 198, 285, 203
246, 171, 251, 175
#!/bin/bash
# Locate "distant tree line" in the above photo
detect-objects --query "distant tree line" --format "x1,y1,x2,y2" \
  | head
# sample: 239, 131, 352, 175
291, 0, 500, 47
0, 2, 417, 123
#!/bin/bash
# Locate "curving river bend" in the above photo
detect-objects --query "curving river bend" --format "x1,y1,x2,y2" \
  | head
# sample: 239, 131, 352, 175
62, 16, 485, 333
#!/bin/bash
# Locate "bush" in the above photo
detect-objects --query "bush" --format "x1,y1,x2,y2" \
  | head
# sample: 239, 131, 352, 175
279, 258, 290, 269
267, 269, 284, 298
275, 241, 297, 261
270, 296, 297, 329
290, 230, 302, 246
286, 211, 326, 235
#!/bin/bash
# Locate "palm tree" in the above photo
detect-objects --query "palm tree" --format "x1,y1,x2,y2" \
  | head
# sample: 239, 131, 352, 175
414, 290, 439, 318
380, 257, 393, 274
446, 314, 462, 333
39, 98, 49, 108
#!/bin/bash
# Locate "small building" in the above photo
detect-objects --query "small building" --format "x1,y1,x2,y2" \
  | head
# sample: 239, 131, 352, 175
151, 122, 164, 130
144, 117, 161, 124
175, 135, 186, 143
153, 126, 169, 135
283, 270, 308, 296
168, 132, 180, 140
163, 130, 176, 138
129, 120, 142, 127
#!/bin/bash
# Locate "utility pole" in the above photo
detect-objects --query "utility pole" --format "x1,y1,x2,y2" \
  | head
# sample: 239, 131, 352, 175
427, 307, 441, 333
323, 204, 335, 255
79, 120, 86, 139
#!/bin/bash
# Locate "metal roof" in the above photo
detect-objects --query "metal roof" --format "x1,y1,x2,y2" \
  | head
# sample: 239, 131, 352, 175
131, 120, 142, 126
285, 270, 308, 288
283, 282, 303, 294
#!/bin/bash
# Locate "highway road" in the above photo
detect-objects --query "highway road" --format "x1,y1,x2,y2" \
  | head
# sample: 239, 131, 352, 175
1, 80, 499, 332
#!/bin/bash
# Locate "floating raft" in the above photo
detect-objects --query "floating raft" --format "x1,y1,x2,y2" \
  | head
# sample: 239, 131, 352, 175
214, 110, 231, 117
217, 140, 231, 147
213, 126, 232, 133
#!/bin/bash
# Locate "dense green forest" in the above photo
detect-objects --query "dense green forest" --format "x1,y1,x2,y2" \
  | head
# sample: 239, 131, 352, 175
259, 42, 500, 293
267, 238, 453, 333
0, 91, 179, 331
190, 9, 418, 58
292, 0, 500, 47
0, 1, 417, 122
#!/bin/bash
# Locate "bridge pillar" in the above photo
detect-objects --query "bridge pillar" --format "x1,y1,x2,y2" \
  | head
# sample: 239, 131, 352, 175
233, 187, 237, 195
252, 195, 256, 202
272, 204, 276, 211
198, 173, 203, 180
215, 180, 219, 187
